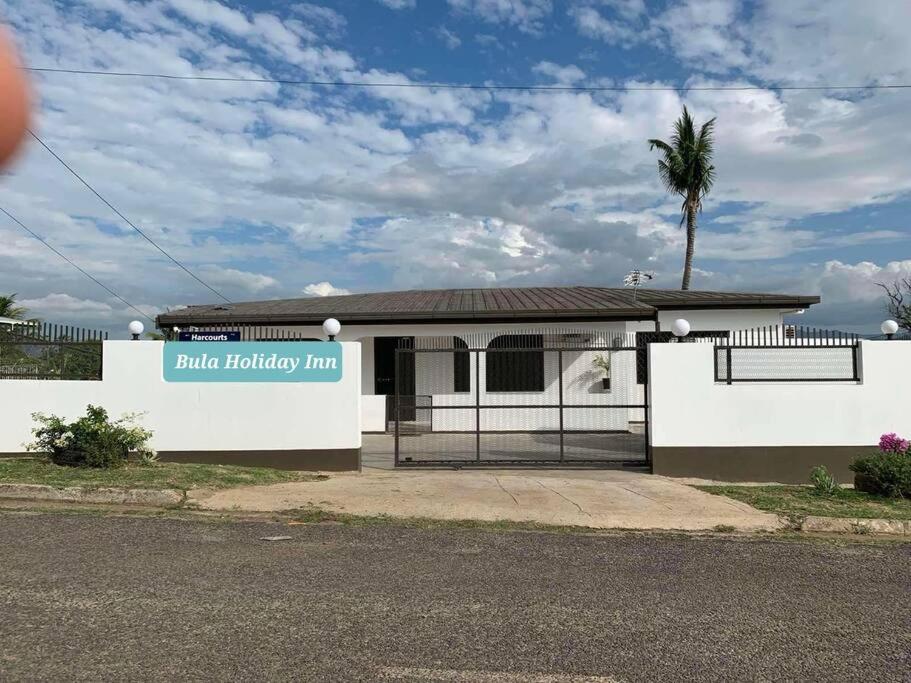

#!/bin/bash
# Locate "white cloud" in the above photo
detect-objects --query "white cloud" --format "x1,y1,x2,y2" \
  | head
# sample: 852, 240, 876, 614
532, 61, 585, 85
166, 0, 252, 36
197, 266, 279, 293
814, 260, 911, 304
447, 0, 553, 35
748, 0, 911, 85
436, 26, 462, 49
303, 281, 351, 297
569, 5, 641, 45
376, 0, 416, 9
17, 293, 114, 315
651, 0, 748, 72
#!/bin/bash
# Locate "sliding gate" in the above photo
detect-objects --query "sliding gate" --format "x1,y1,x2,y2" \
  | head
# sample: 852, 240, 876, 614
393, 339, 649, 467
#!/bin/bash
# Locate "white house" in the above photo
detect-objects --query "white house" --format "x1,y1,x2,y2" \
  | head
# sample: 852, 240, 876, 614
157, 286, 819, 467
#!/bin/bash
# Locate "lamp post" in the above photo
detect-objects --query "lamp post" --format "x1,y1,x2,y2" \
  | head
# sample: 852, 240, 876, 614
671, 318, 690, 342
881, 319, 899, 340
322, 318, 341, 341
128, 320, 144, 341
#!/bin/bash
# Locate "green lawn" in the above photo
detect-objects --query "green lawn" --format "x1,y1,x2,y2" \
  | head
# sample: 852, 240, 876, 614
698, 485, 911, 521
0, 457, 323, 492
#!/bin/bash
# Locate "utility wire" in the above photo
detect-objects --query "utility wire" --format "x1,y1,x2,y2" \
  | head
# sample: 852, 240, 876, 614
24, 66, 911, 92
0, 205, 156, 323
26, 129, 232, 304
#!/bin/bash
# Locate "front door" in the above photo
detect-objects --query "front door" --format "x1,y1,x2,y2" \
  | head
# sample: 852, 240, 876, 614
374, 337, 415, 422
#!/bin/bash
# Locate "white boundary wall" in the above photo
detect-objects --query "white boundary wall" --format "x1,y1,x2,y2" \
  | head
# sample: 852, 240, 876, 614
649, 340, 911, 448
0, 341, 361, 455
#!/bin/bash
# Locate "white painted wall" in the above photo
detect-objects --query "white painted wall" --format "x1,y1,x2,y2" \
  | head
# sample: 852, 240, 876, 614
362, 394, 387, 432
0, 341, 362, 455
222, 310, 797, 433
649, 341, 911, 448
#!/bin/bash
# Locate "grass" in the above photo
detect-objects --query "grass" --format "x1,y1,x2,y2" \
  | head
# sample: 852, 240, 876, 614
0, 457, 324, 492
698, 485, 911, 521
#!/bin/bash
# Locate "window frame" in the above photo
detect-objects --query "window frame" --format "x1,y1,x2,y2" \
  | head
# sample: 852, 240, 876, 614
485, 334, 545, 393
452, 337, 471, 393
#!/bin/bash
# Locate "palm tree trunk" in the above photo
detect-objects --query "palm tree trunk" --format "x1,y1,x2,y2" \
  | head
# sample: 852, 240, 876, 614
681, 199, 697, 290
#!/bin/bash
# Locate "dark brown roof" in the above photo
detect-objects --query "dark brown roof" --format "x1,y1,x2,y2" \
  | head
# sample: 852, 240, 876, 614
156, 287, 819, 326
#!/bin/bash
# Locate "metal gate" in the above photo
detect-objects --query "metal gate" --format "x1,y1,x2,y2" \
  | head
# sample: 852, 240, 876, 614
393, 336, 649, 468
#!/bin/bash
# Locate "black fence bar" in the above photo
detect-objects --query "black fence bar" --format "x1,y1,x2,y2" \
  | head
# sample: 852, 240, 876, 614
714, 325, 861, 383
394, 347, 400, 467
474, 349, 481, 464
558, 349, 564, 463
398, 403, 649, 410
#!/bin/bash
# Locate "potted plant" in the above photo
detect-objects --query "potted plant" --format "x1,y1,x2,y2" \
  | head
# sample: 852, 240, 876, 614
592, 353, 611, 391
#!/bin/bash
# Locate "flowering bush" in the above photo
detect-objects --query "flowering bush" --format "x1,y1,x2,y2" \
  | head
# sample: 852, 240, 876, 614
878, 433, 910, 455
851, 432, 911, 498
27, 404, 155, 468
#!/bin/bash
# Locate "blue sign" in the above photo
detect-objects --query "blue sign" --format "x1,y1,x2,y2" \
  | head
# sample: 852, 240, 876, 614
178, 330, 241, 342
163, 342, 342, 383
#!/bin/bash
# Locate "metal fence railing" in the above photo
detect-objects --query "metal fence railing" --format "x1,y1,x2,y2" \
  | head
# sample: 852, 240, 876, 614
0, 321, 107, 380
714, 325, 859, 384
161, 322, 319, 341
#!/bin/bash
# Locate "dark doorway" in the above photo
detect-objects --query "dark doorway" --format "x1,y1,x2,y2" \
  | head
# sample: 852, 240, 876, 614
375, 337, 415, 422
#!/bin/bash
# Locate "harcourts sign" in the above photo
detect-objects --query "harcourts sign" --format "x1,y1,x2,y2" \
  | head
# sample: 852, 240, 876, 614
163, 342, 342, 382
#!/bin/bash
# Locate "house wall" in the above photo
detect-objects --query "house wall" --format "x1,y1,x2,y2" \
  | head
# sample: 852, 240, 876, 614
0, 341, 362, 470
419, 342, 639, 432
648, 340, 911, 483
213, 309, 795, 433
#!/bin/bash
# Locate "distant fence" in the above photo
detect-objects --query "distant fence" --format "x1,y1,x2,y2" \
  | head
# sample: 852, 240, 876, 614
713, 325, 859, 384
0, 321, 107, 380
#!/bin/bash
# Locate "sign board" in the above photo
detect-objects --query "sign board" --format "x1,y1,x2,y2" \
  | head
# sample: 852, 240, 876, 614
163, 342, 342, 382
177, 330, 241, 342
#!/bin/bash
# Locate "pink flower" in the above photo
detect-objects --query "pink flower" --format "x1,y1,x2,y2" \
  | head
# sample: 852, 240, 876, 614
879, 433, 910, 454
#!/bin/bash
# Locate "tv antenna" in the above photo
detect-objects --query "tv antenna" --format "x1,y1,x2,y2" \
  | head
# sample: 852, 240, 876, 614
623, 270, 654, 302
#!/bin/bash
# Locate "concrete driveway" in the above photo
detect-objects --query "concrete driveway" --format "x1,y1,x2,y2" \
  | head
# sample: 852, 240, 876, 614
192, 466, 781, 532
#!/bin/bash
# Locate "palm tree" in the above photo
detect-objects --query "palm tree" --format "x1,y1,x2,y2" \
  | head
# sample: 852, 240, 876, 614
648, 107, 716, 290
0, 293, 27, 319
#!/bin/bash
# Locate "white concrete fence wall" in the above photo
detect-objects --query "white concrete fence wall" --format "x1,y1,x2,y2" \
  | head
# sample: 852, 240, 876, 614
648, 340, 911, 482
0, 341, 362, 470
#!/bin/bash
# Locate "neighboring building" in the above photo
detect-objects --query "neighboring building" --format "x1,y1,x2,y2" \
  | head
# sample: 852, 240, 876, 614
157, 286, 819, 443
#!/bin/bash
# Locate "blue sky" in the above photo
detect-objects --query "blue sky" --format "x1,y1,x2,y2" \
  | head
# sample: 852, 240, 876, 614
1, 0, 910, 335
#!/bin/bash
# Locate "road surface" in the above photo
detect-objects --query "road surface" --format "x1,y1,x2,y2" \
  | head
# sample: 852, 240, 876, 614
1, 512, 908, 681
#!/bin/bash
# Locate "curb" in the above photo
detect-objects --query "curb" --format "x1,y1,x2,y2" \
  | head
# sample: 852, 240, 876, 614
0, 483, 184, 507
801, 515, 911, 536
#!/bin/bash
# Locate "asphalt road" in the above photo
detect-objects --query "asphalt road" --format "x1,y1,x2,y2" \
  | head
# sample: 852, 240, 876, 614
0, 513, 908, 682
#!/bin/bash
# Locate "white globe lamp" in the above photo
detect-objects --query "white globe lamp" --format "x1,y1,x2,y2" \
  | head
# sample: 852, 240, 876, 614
881, 319, 899, 339
671, 318, 691, 341
323, 318, 341, 341
128, 320, 144, 341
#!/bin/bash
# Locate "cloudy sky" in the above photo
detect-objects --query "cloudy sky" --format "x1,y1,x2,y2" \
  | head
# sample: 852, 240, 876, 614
1, 0, 909, 336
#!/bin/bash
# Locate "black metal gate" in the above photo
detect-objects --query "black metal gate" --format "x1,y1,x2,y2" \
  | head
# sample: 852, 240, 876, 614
393, 339, 649, 468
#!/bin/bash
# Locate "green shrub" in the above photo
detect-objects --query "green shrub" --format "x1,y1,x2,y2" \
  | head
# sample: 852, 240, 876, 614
28, 404, 155, 468
850, 451, 911, 498
809, 465, 839, 496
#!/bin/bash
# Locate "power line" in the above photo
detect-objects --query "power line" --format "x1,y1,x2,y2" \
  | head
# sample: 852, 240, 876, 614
26, 129, 232, 304
0, 205, 156, 323
24, 66, 911, 92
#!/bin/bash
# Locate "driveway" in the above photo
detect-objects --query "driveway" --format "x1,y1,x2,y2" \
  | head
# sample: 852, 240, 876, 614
192, 464, 780, 532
